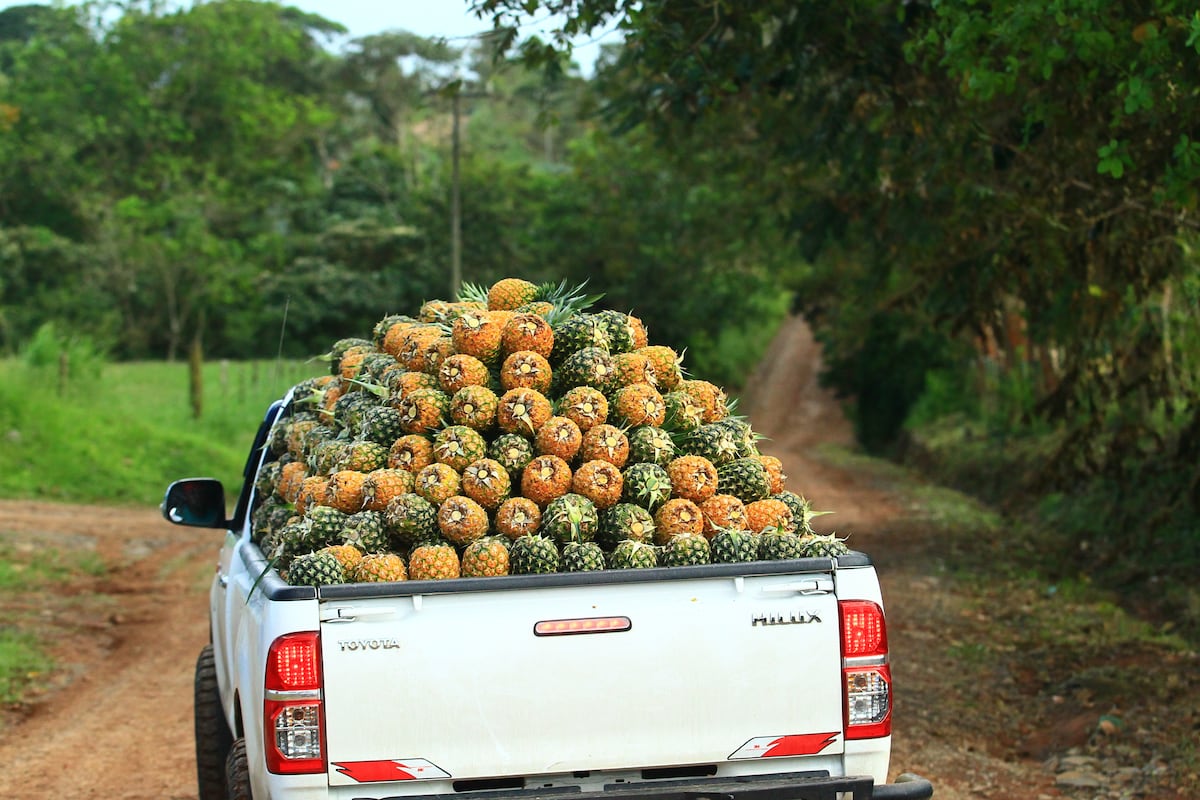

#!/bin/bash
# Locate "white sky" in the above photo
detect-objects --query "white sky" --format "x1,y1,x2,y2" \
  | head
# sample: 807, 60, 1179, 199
0, 0, 615, 75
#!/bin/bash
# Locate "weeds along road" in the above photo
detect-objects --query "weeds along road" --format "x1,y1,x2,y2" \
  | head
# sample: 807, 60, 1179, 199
0, 315, 1063, 799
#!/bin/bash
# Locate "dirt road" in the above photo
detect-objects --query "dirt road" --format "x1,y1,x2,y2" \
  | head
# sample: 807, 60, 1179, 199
0, 316, 1098, 798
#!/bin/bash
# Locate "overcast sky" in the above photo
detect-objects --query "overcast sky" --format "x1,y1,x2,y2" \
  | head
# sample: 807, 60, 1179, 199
0, 0, 615, 74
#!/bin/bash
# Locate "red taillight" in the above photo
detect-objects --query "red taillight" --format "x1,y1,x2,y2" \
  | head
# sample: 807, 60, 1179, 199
839, 601, 892, 739
264, 632, 326, 775
839, 600, 888, 658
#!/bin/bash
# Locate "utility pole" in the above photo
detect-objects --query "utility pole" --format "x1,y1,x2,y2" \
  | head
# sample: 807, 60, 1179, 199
451, 90, 462, 299
443, 83, 492, 300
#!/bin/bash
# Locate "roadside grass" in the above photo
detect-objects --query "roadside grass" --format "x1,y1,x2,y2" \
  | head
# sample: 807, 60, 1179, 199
0, 358, 320, 506
0, 629, 51, 704
0, 543, 111, 709
814, 438, 1199, 791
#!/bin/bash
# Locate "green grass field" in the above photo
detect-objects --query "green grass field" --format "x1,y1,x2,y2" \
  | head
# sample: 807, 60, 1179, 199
0, 358, 322, 506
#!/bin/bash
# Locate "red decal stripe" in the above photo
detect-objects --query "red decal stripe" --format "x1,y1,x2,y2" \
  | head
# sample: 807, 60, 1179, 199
762, 733, 839, 757
334, 761, 417, 782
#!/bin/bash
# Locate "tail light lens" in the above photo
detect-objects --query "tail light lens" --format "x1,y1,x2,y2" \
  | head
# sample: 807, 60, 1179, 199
264, 632, 326, 774
839, 601, 892, 739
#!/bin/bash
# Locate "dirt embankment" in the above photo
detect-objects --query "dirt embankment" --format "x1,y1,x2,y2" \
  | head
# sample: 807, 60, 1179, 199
1, 315, 1192, 799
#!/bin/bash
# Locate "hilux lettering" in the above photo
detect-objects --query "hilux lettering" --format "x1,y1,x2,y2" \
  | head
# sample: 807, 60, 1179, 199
752, 611, 822, 626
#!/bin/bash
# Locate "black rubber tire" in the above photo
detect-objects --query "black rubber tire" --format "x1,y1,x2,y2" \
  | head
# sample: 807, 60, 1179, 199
226, 738, 254, 800
195, 644, 234, 800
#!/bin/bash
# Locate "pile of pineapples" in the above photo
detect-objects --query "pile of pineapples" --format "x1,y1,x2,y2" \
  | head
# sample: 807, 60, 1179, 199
251, 278, 849, 587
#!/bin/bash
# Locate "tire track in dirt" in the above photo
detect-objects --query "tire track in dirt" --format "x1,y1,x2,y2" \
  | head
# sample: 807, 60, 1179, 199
0, 501, 216, 800
742, 315, 1056, 799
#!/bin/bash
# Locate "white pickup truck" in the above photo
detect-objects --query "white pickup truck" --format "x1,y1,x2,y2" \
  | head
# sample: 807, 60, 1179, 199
164, 400, 933, 800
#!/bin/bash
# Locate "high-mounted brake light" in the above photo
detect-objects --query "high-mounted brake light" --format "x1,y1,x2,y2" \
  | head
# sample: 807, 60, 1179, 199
839, 600, 892, 739
264, 632, 326, 775
534, 616, 632, 636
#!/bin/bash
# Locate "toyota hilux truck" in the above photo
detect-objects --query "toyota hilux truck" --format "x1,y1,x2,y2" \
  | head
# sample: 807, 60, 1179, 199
164, 398, 934, 800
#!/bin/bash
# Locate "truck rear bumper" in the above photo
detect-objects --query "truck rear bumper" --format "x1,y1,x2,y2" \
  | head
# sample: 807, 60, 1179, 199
380, 771, 933, 800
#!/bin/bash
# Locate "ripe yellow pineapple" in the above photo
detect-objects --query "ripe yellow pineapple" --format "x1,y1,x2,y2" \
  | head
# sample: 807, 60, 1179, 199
324, 470, 368, 513
572, 460, 624, 510
415, 463, 462, 506
437, 495, 489, 547
494, 496, 542, 539
612, 383, 666, 427
461, 458, 511, 510
681, 379, 729, 423
461, 537, 511, 577
579, 424, 630, 468
361, 468, 414, 512
654, 498, 706, 543
520, 455, 573, 508
449, 385, 500, 431
496, 388, 553, 436
745, 498, 796, 534
667, 455, 719, 504
321, 543, 365, 574
388, 434, 435, 473
353, 552, 408, 582
501, 313, 554, 358
637, 345, 683, 390
756, 455, 786, 494
698, 494, 748, 539
612, 352, 657, 388
451, 309, 505, 364
277, 461, 309, 504
534, 416, 583, 462
408, 544, 461, 580
558, 386, 608, 432
487, 278, 539, 311
438, 353, 490, 394
295, 476, 330, 516
500, 350, 553, 393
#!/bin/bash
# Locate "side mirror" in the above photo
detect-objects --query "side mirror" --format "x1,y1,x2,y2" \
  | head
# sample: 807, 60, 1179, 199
162, 478, 229, 528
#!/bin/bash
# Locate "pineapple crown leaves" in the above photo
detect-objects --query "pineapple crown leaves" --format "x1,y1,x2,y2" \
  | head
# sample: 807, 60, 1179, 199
345, 377, 389, 399
456, 281, 490, 305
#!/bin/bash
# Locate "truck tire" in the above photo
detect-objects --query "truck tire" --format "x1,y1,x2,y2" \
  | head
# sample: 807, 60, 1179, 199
226, 738, 253, 800
195, 644, 234, 800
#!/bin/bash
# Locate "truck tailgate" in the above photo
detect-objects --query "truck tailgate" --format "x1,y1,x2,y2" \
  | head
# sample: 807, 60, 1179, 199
318, 568, 845, 786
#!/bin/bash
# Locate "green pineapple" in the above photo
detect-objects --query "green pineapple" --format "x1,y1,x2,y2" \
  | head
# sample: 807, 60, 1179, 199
715, 416, 762, 458
383, 493, 438, 549
627, 426, 677, 467
758, 529, 807, 561
322, 338, 374, 375
710, 529, 760, 563
305, 505, 348, 547
554, 347, 617, 395
679, 423, 743, 467
286, 550, 347, 587
662, 390, 704, 432
597, 503, 656, 551
551, 313, 609, 362
620, 462, 673, 513
716, 457, 772, 504
540, 493, 599, 545
488, 433, 535, 478
433, 425, 488, 472
799, 533, 851, 559
661, 532, 711, 566
340, 511, 389, 553
509, 535, 561, 575
358, 405, 405, 445
263, 517, 312, 565
560, 541, 607, 572
595, 310, 636, 354
332, 391, 380, 433
608, 539, 659, 569
772, 491, 830, 535
336, 440, 389, 473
